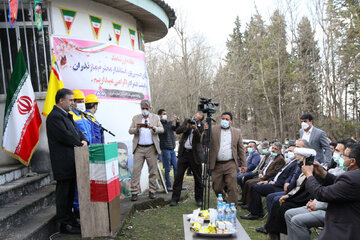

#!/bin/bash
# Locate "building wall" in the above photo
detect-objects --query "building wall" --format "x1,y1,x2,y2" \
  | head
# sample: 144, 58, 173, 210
50, 0, 139, 49
1, 1, 153, 193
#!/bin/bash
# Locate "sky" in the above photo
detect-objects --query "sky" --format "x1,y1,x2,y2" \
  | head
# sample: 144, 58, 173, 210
160, 0, 312, 59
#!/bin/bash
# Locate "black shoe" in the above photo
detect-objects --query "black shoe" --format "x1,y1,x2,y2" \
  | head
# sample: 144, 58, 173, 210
181, 187, 188, 190
131, 194, 138, 201
167, 187, 173, 192
256, 226, 268, 234
196, 200, 203, 207
240, 213, 261, 220
170, 200, 178, 206
60, 224, 81, 234
149, 192, 156, 199
241, 204, 249, 209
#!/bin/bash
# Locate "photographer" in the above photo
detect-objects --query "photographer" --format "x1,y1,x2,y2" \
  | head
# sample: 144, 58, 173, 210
205, 112, 246, 205
265, 148, 316, 240
300, 143, 360, 240
170, 112, 204, 207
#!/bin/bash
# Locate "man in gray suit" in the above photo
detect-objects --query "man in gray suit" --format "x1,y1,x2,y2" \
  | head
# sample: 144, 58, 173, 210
299, 114, 332, 166
129, 100, 164, 201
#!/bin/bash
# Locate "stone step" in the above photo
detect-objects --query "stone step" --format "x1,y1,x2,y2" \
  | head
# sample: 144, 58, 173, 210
0, 164, 28, 186
0, 205, 56, 240
0, 173, 51, 206
0, 184, 56, 232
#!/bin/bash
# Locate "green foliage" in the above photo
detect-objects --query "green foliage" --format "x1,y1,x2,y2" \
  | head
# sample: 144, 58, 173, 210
213, 3, 359, 141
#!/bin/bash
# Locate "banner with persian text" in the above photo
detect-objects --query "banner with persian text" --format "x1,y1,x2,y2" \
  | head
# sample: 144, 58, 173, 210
52, 36, 150, 101
52, 36, 150, 196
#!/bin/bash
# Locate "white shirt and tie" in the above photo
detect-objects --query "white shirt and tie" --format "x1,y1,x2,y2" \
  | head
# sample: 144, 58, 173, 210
138, 117, 154, 145
217, 128, 233, 161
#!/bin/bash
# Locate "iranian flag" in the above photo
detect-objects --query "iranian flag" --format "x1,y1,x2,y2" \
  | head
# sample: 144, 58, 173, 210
2, 49, 42, 166
60, 8, 77, 35
129, 28, 136, 50
89, 143, 120, 202
141, 32, 145, 50
112, 22, 122, 45
89, 15, 102, 40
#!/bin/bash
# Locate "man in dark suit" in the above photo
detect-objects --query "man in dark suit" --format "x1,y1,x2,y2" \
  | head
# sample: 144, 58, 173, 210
207, 112, 246, 205
299, 113, 332, 165
240, 142, 285, 207
170, 112, 204, 207
46, 88, 88, 234
240, 140, 304, 220
302, 143, 360, 240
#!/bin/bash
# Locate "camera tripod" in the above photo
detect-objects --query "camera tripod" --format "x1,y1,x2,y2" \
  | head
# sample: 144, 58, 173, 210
201, 113, 215, 210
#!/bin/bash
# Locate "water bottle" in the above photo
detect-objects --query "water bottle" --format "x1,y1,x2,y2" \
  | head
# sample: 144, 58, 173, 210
225, 204, 231, 222
217, 194, 223, 205
217, 203, 224, 221
230, 203, 237, 229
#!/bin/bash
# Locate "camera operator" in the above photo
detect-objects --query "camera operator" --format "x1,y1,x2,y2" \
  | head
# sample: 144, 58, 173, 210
170, 112, 205, 207
204, 112, 246, 205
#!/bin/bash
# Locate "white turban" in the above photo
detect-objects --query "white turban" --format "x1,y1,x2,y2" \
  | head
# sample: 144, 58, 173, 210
294, 147, 316, 157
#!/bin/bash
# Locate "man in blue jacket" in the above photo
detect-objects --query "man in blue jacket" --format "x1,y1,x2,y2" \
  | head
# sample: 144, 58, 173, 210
237, 141, 260, 185
85, 94, 104, 144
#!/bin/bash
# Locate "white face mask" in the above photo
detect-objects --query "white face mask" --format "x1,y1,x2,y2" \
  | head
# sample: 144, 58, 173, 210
287, 152, 295, 160
142, 109, 149, 116
220, 119, 230, 129
301, 122, 309, 130
161, 115, 167, 120
77, 103, 86, 112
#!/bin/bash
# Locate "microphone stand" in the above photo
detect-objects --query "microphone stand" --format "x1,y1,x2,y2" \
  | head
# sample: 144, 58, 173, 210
75, 108, 116, 138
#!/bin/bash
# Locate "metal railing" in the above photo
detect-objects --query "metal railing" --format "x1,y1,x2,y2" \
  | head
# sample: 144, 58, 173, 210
0, 0, 51, 95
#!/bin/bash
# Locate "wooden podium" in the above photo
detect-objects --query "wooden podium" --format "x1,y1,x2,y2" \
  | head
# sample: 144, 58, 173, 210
74, 146, 121, 238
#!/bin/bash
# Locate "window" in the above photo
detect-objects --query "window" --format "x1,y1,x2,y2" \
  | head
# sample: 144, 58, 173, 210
137, 31, 145, 52
0, 0, 51, 94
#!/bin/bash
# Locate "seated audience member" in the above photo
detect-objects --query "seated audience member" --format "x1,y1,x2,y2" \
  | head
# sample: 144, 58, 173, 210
240, 142, 285, 207
245, 141, 261, 171
240, 140, 304, 220
299, 143, 360, 240
328, 141, 337, 169
265, 147, 316, 240
284, 139, 352, 240
329, 138, 356, 175
237, 141, 260, 186
283, 140, 296, 163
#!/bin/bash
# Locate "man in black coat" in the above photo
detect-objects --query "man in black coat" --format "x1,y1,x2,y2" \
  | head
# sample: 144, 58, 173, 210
170, 112, 204, 207
302, 143, 360, 240
46, 88, 88, 234
158, 109, 179, 191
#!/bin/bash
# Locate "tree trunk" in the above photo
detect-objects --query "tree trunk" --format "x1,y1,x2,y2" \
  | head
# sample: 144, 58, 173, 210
259, 57, 278, 137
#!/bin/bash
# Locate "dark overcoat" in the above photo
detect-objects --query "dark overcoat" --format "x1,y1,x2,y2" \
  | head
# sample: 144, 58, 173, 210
46, 106, 87, 180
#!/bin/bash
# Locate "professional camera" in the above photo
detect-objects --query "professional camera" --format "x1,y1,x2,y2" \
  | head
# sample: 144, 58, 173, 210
198, 97, 219, 114
187, 118, 199, 125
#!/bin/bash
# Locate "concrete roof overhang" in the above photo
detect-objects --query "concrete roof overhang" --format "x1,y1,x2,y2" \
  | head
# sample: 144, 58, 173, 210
92, 0, 176, 43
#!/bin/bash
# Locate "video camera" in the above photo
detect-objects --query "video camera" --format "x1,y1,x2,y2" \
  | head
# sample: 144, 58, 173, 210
198, 97, 219, 114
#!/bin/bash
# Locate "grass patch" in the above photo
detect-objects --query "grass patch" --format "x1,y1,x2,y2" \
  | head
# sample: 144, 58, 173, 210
116, 174, 269, 240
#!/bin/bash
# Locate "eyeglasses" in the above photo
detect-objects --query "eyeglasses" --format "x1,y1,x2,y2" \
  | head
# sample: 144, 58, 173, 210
341, 153, 354, 158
